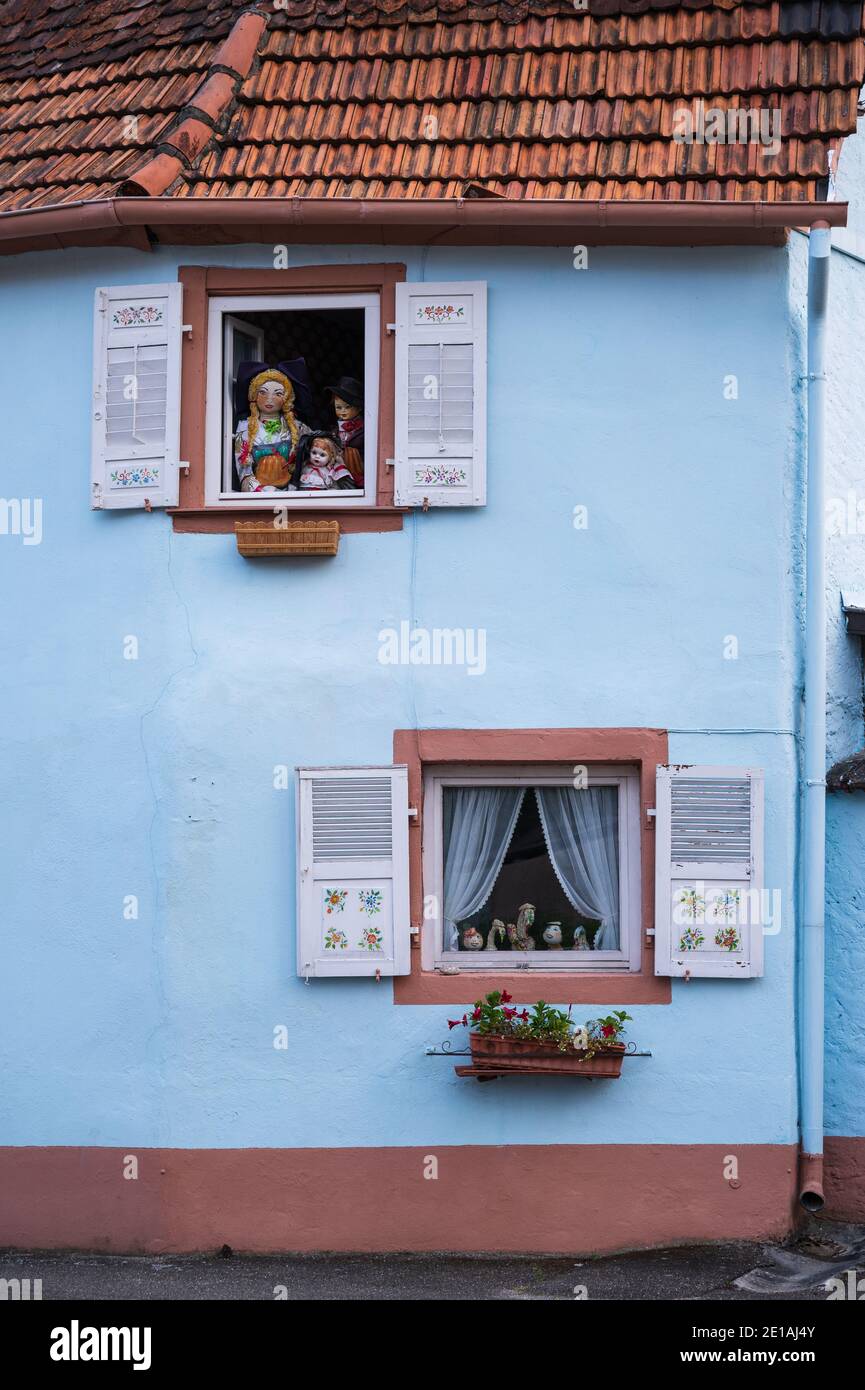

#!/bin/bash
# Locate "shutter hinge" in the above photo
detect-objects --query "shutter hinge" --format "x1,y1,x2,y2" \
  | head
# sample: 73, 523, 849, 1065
386, 323, 396, 334
408, 807, 418, 819
646, 807, 656, 820
182, 324, 193, 335
180, 461, 190, 475
385, 458, 395, 470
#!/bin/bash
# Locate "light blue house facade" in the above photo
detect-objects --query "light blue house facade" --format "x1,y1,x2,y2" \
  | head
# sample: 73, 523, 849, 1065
1, 0, 864, 1254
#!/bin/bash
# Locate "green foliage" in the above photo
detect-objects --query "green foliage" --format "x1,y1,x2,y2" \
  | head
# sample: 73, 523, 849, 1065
586, 1010, 632, 1044
448, 995, 632, 1054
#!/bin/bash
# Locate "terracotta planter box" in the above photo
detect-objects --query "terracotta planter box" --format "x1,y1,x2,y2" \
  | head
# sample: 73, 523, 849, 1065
469, 1032, 625, 1078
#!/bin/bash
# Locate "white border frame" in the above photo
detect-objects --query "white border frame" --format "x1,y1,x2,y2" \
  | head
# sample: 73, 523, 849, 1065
422, 763, 642, 972
205, 292, 380, 508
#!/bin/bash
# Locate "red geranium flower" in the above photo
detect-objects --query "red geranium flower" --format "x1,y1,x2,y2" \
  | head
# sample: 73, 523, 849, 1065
500, 989, 513, 1004
471, 1006, 481, 1021
601, 1024, 615, 1037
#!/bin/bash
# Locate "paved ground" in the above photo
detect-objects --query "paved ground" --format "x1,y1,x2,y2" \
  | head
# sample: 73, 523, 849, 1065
2, 1219, 864, 1300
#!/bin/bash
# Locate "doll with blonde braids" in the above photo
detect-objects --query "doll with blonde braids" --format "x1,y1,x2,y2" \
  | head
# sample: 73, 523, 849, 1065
234, 368, 311, 493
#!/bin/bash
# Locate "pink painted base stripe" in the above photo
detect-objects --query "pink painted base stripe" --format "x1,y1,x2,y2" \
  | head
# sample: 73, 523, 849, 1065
0, 1144, 811, 1254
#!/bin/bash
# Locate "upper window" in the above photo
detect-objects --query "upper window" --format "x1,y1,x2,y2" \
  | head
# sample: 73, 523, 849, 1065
92, 272, 489, 517
423, 764, 642, 971
204, 292, 380, 506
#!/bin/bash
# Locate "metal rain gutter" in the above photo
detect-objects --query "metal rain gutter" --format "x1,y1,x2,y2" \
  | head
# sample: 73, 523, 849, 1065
799, 220, 831, 1212
0, 196, 850, 251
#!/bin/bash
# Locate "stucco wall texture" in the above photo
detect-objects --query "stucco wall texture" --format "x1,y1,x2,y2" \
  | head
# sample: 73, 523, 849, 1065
0, 238, 806, 1165
822, 117, 865, 1150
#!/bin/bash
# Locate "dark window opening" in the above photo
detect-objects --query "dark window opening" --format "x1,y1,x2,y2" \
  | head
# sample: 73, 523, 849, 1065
225, 307, 366, 495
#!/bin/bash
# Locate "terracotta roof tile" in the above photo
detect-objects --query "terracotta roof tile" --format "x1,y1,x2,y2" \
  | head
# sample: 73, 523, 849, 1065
0, 1, 863, 213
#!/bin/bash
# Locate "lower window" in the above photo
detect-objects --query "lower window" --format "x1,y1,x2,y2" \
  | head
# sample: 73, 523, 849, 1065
423, 764, 642, 971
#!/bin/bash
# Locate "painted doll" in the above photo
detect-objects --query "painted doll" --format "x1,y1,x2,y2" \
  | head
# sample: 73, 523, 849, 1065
234, 368, 311, 493
326, 376, 364, 487
295, 433, 357, 491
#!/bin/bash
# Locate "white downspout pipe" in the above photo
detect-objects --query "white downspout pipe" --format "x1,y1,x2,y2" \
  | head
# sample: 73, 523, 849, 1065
799, 221, 831, 1211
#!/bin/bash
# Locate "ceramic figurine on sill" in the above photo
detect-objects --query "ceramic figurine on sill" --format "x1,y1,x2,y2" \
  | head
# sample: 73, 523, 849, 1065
461, 926, 484, 951
234, 367, 311, 493
295, 433, 357, 492
507, 903, 536, 950
572, 925, 589, 951
326, 376, 364, 487
485, 920, 506, 951
542, 921, 563, 949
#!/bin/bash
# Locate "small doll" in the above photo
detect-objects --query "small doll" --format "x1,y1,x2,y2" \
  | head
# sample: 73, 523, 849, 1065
295, 433, 357, 492
326, 376, 364, 487
234, 368, 311, 493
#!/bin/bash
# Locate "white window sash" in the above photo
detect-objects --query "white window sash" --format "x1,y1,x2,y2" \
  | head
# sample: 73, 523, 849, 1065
204, 292, 380, 508
422, 763, 642, 972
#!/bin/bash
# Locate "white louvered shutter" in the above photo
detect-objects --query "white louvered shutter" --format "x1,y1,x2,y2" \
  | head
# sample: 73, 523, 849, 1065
296, 766, 410, 978
394, 280, 486, 506
654, 766, 764, 978
91, 283, 183, 509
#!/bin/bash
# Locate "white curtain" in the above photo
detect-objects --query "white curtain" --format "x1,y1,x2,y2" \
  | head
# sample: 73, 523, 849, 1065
534, 786, 620, 949
443, 787, 525, 949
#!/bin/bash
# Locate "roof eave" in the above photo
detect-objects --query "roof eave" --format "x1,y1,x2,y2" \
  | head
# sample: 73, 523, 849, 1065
0, 196, 847, 256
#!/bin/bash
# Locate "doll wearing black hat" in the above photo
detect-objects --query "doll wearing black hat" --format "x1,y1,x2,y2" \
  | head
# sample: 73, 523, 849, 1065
326, 377, 364, 487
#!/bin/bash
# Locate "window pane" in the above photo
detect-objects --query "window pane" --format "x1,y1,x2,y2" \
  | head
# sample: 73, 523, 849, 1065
443, 788, 618, 953
226, 306, 366, 495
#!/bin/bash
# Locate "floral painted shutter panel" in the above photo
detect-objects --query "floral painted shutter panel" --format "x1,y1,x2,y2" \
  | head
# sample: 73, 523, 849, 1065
91, 283, 183, 509
654, 766, 765, 979
394, 280, 487, 506
296, 766, 411, 978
